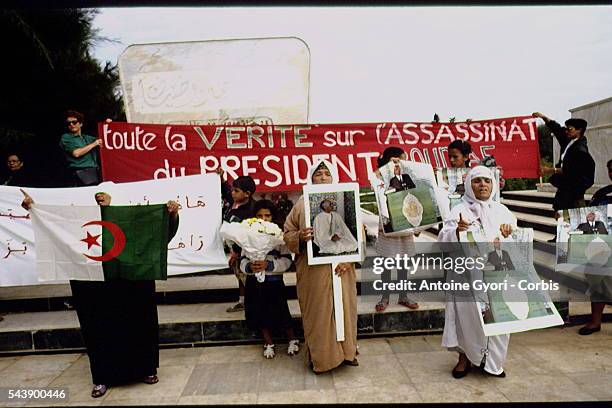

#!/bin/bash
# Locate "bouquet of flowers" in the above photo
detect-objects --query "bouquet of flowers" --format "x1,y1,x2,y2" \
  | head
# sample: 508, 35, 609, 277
219, 218, 285, 282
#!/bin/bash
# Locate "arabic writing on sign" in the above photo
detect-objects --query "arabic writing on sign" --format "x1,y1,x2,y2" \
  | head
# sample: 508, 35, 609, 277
2, 239, 28, 259
169, 234, 206, 252
0, 209, 30, 221
126, 195, 207, 210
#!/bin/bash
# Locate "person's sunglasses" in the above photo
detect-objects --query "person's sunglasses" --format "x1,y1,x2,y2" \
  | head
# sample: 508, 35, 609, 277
67, 120, 79, 125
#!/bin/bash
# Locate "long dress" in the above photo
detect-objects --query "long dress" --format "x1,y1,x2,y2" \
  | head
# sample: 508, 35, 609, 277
71, 214, 179, 386
284, 198, 358, 373
438, 199, 516, 375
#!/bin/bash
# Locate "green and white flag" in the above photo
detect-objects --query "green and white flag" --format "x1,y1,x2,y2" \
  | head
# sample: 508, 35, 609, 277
30, 203, 169, 281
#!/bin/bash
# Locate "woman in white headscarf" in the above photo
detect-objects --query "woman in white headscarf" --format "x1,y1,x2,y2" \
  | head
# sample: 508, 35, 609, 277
438, 165, 516, 379
283, 159, 358, 373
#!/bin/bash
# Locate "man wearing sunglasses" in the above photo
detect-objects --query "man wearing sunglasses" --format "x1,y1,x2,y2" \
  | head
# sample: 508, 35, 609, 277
59, 110, 102, 186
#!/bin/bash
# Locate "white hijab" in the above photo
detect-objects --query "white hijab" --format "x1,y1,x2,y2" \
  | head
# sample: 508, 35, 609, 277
461, 166, 499, 234
307, 159, 339, 185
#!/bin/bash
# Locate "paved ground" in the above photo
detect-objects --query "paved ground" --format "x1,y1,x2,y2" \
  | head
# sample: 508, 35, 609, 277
0, 323, 610, 405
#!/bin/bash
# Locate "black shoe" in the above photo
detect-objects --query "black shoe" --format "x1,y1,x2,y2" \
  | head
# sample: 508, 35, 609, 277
486, 370, 506, 378
578, 325, 601, 335
452, 365, 469, 379
452, 359, 471, 379
343, 358, 359, 366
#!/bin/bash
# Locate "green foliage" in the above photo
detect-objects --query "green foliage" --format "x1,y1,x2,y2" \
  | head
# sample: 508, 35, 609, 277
538, 124, 554, 163
0, 9, 124, 186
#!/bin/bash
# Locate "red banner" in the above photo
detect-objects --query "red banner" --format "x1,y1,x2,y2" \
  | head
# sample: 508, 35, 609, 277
99, 116, 540, 192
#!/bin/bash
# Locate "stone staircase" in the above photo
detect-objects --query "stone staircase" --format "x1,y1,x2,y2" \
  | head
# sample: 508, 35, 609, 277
0, 189, 605, 355
0, 244, 447, 355
500, 190, 606, 321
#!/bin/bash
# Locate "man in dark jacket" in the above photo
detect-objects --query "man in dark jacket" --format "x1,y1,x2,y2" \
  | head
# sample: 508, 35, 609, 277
487, 237, 516, 271
576, 212, 608, 235
532, 112, 595, 211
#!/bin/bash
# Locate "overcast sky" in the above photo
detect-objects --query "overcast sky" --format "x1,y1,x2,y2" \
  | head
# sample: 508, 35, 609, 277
92, 6, 612, 124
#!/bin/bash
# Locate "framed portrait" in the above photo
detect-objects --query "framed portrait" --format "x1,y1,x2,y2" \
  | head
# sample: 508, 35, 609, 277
303, 183, 364, 265
460, 227, 564, 336
371, 160, 444, 236
556, 204, 612, 276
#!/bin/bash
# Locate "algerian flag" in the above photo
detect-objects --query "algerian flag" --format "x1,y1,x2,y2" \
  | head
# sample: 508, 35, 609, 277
30, 203, 169, 281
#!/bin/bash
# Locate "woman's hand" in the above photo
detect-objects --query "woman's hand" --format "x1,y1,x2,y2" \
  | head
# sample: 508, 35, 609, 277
228, 249, 239, 267
455, 212, 470, 233
250, 260, 267, 273
499, 224, 513, 238
300, 227, 313, 242
167, 200, 180, 217
455, 213, 471, 239
335, 262, 351, 277
20, 188, 33, 210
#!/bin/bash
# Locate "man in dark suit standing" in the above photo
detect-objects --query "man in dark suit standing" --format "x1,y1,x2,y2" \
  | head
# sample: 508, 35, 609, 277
532, 112, 595, 212
576, 212, 608, 235
487, 237, 515, 271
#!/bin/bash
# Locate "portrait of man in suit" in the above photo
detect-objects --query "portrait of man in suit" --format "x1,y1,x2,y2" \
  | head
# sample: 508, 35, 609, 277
388, 161, 416, 191
576, 212, 608, 235
487, 237, 515, 271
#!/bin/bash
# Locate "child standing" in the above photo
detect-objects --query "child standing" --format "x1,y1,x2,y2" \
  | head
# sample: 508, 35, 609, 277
240, 200, 299, 359
223, 176, 257, 313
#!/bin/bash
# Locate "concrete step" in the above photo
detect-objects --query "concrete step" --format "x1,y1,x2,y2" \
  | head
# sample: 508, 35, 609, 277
514, 211, 558, 235
502, 190, 557, 204
0, 296, 446, 354
0, 240, 443, 314
533, 247, 590, 299
0, 273, 285, 313
502, 190, 592, 205
501, 198, 555, 218
0, 245, 602, 355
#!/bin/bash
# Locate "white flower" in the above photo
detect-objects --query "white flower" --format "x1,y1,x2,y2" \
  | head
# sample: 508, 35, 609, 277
219, 218, 285, 264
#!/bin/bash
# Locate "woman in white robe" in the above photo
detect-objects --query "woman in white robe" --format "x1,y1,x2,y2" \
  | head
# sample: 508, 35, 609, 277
313, 199, 358, 255
437, 166, 516, 378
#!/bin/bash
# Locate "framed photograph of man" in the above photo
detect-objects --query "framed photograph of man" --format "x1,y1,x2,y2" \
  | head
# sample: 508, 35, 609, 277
460, 227, 564, 336
303, 183, 363, 266
370, 160, 444, 236
556, 204, 612, 275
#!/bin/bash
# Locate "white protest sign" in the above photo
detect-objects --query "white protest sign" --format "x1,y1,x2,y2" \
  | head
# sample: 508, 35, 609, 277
0, 173, 226, 286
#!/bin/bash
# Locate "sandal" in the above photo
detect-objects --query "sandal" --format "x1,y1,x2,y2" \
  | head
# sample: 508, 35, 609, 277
398, 299, 419, 310
91, 384, 107, 398
375, 298, 389, 312
143, 375, 159, 384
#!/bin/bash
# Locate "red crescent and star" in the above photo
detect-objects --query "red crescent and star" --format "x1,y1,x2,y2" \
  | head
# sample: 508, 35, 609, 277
81, 220, 127, 262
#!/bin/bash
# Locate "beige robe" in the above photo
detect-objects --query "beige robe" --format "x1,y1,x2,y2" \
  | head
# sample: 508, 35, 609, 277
284, 197, 358, 373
